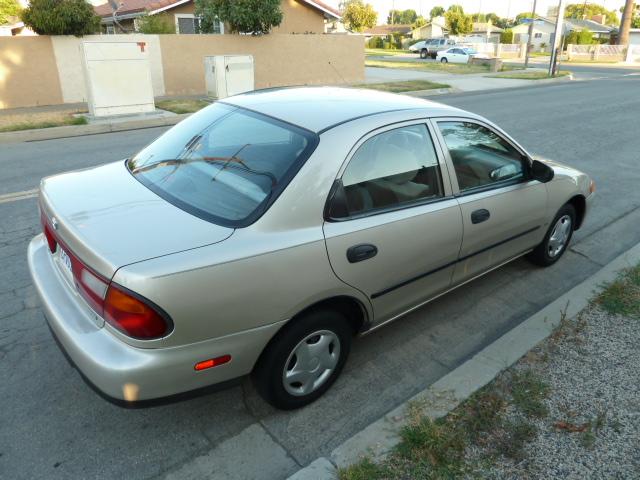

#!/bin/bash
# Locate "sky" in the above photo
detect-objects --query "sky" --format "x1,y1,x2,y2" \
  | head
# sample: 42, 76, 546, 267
325, 1, 627, 23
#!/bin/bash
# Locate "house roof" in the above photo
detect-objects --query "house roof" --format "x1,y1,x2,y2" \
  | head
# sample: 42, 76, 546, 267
95, 0, 340, 20
363, 24, 413, 36
471, 22, 503, 34
512, 16, 617, 34
563, 18, 616, 34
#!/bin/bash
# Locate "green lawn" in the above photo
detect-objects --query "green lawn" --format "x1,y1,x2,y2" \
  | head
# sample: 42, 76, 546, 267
156, 99, 210, 114
490, 70, 571, 80
0, 114, 87, 133
366, 59, 489, 74
352, 80, 450, 93
365, 48, 412, 57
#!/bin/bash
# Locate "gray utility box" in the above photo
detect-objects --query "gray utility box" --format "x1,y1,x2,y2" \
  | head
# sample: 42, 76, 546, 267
204, 55, 255, 99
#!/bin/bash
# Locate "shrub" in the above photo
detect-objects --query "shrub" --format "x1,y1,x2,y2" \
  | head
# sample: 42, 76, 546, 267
21, 0, 100, 36
577, 28, 594, 45
367, 36, 383, 48
137, 12, 175, 34
500, 28, 514, 44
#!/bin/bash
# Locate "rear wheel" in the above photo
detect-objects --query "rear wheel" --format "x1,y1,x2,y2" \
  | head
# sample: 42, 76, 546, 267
527, 204, 576, 266
420, 49, 428, 59
441, 57, 448, 63
252, 309, 352, 410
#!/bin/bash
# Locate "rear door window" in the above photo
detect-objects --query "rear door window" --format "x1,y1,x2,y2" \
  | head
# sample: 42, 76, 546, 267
332, 124, 444, 218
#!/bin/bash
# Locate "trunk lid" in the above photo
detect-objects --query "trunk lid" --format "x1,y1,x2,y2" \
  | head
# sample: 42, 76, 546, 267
40, 160, 234, 279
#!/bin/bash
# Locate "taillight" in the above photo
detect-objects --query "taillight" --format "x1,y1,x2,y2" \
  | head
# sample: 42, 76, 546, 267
104, 284, 170, 340
40, 208, 170, 340
40, 212, 57, 253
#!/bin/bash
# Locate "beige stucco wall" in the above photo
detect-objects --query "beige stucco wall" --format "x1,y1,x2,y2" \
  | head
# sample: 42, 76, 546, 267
159, 33, 364, 96
0, 36, 64, 108
50, 34, 166, 103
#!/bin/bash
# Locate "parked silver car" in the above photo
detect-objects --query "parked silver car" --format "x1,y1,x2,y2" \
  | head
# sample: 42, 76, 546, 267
28, 88, 594, 409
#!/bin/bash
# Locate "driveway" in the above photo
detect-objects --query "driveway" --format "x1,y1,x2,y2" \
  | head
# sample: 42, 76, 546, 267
1, 75, 639, 479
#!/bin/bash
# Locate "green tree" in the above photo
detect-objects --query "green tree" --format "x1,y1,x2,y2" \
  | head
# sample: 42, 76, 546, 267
564, 3, 619, 26
0, 0, 21, 25
21, 0, 100, 36
137, 12, 175, 34
342, 0, 377, 32
500, 28, 514, 44
413, 16, 427, 28
195, 0, 282, 34
445, 6, 472, 35
429, 6, 445, 19
387, 8, 417, 24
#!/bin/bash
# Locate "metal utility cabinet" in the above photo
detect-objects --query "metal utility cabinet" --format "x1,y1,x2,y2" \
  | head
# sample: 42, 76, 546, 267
82, 41, 155, 117
204, 55, 255, 99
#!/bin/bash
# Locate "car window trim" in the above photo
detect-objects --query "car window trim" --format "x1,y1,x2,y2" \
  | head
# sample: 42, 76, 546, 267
324, 118, 452, 222
431, 116, 533, 197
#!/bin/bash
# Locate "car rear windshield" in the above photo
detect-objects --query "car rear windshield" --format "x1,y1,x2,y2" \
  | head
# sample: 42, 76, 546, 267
128, 102, 318, 227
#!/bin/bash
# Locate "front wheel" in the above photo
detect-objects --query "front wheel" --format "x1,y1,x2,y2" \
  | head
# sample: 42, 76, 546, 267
252, 309, 352, 409
420, 49, 428, 59
440, 57, 448, 63
527, 204, 576, 266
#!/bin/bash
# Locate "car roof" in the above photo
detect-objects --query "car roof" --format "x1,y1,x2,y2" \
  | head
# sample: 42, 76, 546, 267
222, 87, 464, 134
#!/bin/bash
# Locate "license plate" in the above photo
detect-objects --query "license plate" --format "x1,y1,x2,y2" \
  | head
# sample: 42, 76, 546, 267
59, 248, 73, 276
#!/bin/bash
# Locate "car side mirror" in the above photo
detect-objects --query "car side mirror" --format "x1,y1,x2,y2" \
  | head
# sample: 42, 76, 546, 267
530, 159, 554, 183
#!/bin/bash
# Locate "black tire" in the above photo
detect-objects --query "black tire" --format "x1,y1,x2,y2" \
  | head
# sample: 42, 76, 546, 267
252, 309, 352, 410
441, 57, 448, 63
420, 49, 428, 59
527, 203, 576, 267
431, 52, 437, 59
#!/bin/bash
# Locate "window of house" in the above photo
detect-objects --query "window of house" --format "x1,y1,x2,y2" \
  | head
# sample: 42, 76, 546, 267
534, 32, 543, 38
106, 24, 115, 35
175, 14, 223, 34
335, 124, 444, 217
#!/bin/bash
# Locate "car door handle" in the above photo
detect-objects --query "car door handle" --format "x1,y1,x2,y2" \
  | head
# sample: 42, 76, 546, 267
347, 244, 378, 263
471, 209, 490, 224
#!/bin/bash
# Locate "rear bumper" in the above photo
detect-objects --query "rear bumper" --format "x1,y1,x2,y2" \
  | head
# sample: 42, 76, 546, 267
28, 234, 285, 401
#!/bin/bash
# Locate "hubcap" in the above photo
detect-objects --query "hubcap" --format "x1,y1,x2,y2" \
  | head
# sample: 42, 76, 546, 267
548, 214, 572, 258
282, 330, 340, 397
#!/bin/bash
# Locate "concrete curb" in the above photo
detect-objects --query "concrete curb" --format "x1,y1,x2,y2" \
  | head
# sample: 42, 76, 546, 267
286, 241, 640, 479
0, 113, 189, 145
403, 87, 460, 97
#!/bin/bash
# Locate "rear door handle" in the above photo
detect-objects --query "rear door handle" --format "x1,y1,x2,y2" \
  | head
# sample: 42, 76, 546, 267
347, 244, 378, 263
471, 209, 490, 224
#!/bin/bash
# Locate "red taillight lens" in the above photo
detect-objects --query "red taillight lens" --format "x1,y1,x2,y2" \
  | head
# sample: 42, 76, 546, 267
41, 212, 57, 253
104, 284, 170, 340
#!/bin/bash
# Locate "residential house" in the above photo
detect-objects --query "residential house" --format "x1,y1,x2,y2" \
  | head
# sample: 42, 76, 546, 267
512, 15, 617, 51
511, 17, 557, 50
410, 16, 447, 40
95, 0, 340, 34
630, 29, 640, 45
563, 17, 617, 41
463, 22, 503, 44
363, 24, 413, 40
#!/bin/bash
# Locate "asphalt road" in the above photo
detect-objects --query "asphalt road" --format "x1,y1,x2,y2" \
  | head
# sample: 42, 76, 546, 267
1, 75, 639, 480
